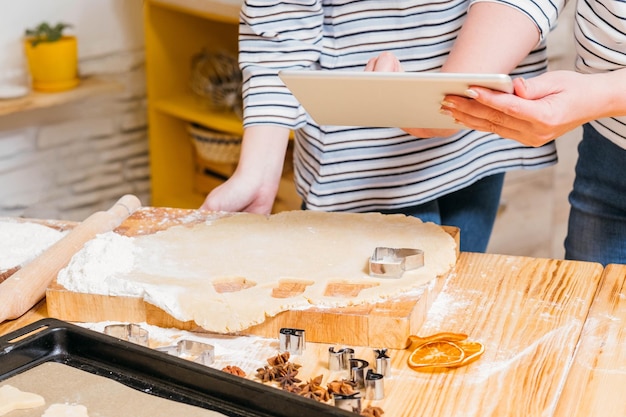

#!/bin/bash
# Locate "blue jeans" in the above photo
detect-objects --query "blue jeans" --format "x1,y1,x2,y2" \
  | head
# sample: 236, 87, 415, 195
564, 124, 626, 266
379, 173, 505, 253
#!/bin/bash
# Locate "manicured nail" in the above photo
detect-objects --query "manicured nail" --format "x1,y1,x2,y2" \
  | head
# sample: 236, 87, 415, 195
440, 109, 453, 117
465, 89, 478, 98
440, 100, 455, 108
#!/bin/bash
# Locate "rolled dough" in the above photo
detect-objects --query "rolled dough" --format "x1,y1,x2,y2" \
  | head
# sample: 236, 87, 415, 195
57, 211, 457, 332
0, 385, 45, 416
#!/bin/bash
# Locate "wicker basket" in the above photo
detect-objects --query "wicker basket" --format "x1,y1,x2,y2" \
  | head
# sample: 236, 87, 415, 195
190, 50, 242, 119
187, 123, 242, 165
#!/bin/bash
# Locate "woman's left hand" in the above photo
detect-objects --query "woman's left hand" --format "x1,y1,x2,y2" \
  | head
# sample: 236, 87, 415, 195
440, 71, 595, 146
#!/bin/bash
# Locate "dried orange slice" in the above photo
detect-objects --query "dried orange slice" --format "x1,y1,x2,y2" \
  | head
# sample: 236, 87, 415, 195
405, 332, 468, 351
407, 340, 465, 370
454, 340, 485, 367
406, 333, 485, 371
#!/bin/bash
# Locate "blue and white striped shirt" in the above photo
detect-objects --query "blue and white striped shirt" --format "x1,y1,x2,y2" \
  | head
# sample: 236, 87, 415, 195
575, 0, 626, 149
240, 0, 562, 212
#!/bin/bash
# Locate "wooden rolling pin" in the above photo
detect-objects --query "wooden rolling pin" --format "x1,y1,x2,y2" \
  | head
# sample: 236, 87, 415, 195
0, 194, 142, 324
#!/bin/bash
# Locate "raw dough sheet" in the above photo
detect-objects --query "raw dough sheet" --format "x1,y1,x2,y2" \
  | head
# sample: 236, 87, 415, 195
57, 211, 457, 332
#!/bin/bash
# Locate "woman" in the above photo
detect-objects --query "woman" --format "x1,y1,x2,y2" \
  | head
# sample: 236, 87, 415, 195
441, 0, 626, 264
202, 0, 563, 253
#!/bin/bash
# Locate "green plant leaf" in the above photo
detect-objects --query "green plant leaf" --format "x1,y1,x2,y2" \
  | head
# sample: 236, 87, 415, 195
25, 21, 72, 47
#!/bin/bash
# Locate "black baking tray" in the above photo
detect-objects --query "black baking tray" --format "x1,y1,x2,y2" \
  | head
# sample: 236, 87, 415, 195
0, 318, 355, 417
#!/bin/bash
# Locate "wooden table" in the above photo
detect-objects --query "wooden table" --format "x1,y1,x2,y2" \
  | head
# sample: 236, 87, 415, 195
1, 253, 621, 417
555, 263, 626, 417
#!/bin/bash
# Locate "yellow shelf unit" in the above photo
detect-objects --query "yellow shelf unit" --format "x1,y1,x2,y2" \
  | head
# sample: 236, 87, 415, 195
153, 93, 243, 135
144, 0, 240, 208
150, 0, 241, 24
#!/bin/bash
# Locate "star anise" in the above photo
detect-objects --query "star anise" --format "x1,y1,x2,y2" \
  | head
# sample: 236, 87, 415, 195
222, 365, 246, 377
255, 365, 275, 383
361, 406, 385, 417
274, 367, 301, 388
272, 361, 300, 378
267, 351, 291, 366
257, 352, 303, 387
326, 378, 357, 396
298, 375, 330, 402
283, 383, 303, 395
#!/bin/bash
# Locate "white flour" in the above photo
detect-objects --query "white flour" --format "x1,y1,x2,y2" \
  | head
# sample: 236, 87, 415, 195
79, 321, 278, 376
0, 220, 66, 269
57, 232, 139, 295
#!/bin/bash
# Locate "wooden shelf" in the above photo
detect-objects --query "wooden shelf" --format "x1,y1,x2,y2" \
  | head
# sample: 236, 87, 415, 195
0, 77, 122, 117
144, 0, 299, 211
149, 0, 241, 23
145, 1, 241, 209
154, 93, 243, 135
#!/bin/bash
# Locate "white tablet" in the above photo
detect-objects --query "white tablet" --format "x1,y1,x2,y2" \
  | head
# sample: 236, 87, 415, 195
278, 70, 513, 129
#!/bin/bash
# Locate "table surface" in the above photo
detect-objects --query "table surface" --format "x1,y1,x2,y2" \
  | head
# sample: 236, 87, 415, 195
1, 253, 624, 417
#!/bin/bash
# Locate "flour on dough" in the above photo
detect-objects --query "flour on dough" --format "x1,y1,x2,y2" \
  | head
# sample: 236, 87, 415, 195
57, 211, 457, 332
0, 220, 65, 270
0, 384, 45, 416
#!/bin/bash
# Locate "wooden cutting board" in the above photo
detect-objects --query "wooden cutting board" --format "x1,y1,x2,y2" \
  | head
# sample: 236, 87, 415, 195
46, 207, 459, 348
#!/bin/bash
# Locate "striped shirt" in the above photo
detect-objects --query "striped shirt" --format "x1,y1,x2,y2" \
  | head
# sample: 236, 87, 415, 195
240, 0, 562, 212
575, 0, 626, 149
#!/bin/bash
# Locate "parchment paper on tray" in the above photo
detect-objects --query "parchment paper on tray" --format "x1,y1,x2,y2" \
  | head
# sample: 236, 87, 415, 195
1, 362, 224, 417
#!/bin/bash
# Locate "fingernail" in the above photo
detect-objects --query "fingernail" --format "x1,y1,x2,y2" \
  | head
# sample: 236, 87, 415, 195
465, 89, 478, 98
440, 109, 453, 117
440, 100, 455, 108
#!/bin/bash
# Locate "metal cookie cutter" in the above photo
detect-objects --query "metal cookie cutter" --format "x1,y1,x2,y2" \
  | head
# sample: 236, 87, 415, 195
374, 348, 391, 377
156, 339, 215, 366
349, 358, 369, 389
104, 323, 149, 347
333, 392, 362, 413
369, 247, 424, 278
279, 328, 306, 355
328, 347, 355, 371
365, 369, 385, 401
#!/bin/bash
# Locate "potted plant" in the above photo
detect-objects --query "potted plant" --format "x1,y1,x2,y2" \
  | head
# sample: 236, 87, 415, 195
24, 22, 79, 92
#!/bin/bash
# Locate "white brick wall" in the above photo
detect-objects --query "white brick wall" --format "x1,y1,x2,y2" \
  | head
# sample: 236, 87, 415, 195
0, 49, 150, 221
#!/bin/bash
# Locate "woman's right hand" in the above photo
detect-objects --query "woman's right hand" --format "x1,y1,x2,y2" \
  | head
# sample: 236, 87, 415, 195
365, 52, 459, 138
200, 125, 291, 214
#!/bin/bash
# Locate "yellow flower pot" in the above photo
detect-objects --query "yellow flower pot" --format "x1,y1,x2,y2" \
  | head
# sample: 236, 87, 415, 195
24, 35, 79, 92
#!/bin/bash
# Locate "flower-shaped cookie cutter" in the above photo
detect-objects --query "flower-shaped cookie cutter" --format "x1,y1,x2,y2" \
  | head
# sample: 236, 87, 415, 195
156, 339, 215, 366
368, 247, 424, 278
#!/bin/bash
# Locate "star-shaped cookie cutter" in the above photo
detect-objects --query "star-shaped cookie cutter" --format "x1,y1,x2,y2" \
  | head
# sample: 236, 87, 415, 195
368, 247, 424, 278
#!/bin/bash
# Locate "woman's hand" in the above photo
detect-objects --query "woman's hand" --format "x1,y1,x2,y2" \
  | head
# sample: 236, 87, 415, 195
200, 169, 279, 214
200, 125, 290, 214
440, 71, 606, 146
365, 52, 459, 138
